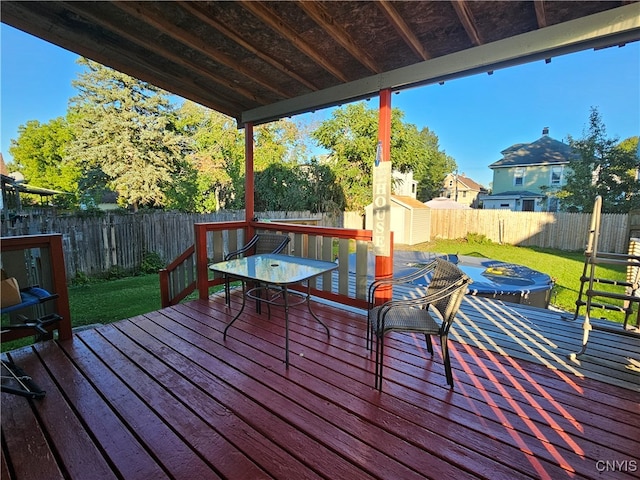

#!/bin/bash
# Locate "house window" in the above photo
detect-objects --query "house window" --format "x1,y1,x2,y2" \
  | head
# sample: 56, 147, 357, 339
513, 168, 524, 186
551, 166, 563, 185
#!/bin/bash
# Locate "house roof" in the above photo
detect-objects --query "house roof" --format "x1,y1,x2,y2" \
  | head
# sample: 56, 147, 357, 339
392, 195, 430, 209
481, 190, 544, 199
425, 197, 472, 209
489, 134, 577, 169
2, 2, 638, 126
456, 174, 485, 191
0, 174, 68, 197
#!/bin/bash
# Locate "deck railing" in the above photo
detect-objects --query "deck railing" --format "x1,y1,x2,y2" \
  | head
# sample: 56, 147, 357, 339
157, 221, 380, 309
159, 244, 196, 308
1, 234, 72, 342
159, 220, 245, 308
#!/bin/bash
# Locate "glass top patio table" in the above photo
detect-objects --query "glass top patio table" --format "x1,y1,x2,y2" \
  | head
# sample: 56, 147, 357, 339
210, 254, 338, 285
209, 254, 338, 366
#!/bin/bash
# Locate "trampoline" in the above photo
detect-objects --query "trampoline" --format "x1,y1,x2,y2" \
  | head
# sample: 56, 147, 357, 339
350, 250, 554, 308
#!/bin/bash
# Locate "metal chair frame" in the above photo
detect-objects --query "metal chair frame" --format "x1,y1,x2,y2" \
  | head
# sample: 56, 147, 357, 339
367, 258, 471, 391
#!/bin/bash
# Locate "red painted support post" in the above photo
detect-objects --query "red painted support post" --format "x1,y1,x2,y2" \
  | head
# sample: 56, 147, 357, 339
379, 89, 391, 162
195, 223, 210, 301
375, 89, 394, 304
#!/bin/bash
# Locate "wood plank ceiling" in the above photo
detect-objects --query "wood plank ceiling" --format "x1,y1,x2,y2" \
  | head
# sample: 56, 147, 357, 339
2, 1, 639, 125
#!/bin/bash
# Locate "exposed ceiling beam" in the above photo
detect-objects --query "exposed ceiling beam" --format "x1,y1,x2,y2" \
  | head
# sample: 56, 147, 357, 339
241, 1, 350, 83
377, 1, 431, 61
64, 2, 268, 106
451, 0, 483, 46
114, 1, 291, 99
3, 1, 245, 118
534, 1, 548, 28
177, 1, 320, 92
296, 1, 381, 73
242, 4, 640, 125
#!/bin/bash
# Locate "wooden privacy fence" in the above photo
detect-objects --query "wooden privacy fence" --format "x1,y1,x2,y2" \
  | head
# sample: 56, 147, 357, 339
0, 209, 631, 280
1, 211, 333, 280
429, 209, 629, 253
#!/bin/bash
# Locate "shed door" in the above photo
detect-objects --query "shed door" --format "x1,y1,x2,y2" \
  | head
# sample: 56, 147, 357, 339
522, 199, 535, 211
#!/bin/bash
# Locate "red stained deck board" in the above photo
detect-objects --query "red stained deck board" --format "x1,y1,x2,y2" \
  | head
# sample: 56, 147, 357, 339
77, 326, 271, 480
169, 300, 620, 480
8, 348, 120, 480
2, 292, 638, 480
121, 313, 430, 480
1, 389, 65, 480
170, 305, 543, 478
99, 321, 336, 480
184, 296, 639, 477
55, 337, 221, 479
26, 342, 170, 480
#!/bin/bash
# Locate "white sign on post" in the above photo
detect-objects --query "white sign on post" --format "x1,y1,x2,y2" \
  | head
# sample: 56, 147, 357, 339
372, 141, 391, 256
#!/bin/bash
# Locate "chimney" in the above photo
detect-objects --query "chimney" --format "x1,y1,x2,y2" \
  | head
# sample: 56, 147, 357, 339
542, 127, 549, 136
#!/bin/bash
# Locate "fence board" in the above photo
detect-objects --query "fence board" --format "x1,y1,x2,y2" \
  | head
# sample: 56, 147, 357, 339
1, 209, 629, 280
1, 211, 333, 280
429, 209, 628, 252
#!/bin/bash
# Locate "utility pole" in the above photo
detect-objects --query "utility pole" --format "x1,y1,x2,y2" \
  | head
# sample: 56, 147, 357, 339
455, 169, 459, 202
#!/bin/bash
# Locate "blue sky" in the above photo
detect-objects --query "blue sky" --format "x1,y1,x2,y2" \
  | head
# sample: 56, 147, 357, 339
2, 23, 639, 188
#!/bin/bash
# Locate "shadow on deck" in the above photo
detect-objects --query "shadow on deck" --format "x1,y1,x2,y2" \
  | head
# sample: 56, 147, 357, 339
1, 292, 639, 479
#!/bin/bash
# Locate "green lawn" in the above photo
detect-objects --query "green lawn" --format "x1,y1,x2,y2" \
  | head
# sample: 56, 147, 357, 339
399, 237, 628, 323
68, 274, 164, 327
2, 275, 167, 352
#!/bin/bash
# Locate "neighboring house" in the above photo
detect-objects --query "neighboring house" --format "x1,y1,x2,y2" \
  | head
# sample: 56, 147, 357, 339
479, 128, 575, 212
392, 170, 419, 198
441, 173, 486, 208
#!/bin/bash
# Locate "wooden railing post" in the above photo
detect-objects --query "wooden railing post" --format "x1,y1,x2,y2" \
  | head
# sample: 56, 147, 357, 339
373, 88, 394, 304
159, 268, 170, 308
49, 234, 72, 340
0, 234, 72, 341
194, 223, 210, 301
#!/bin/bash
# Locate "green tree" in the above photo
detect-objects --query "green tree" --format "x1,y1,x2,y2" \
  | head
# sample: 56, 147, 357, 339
312, 103, 377, 212
253, 119, 322, 212
172, 105, 332, 213
9, 117, 79, 208
172, 101, 244, 212
404, 125, 456, 201
302, 158, 346, 214
66, 58, 184, 212
559, 107, 640, 213
312, 102, 455, 212
255, 163, 304, 211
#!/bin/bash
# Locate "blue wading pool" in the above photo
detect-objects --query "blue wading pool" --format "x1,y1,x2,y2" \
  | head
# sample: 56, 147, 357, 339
350, 250, 554, 308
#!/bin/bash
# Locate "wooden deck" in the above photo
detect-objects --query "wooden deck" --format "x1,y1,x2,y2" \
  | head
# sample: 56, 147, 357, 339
2, 291, 639, 480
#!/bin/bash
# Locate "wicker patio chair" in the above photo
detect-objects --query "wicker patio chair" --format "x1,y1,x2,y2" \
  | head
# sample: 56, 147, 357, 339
367, 258, 472, 391
223, 233, 290, 306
